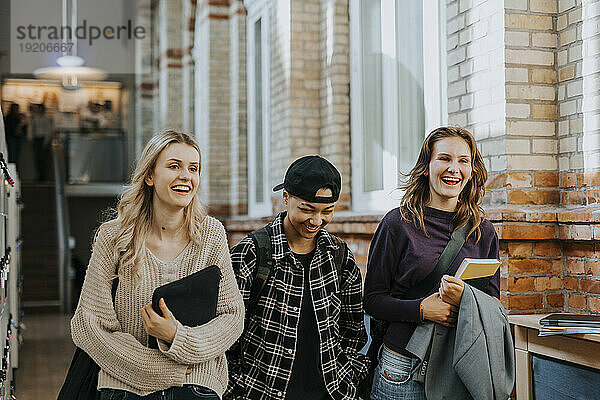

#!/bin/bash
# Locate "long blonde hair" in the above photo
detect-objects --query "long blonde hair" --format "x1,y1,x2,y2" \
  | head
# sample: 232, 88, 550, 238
102, 130, 207, 278
400, 126, 487, 242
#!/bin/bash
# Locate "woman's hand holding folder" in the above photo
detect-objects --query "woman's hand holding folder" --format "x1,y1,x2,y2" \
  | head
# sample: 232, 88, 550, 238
140, 297, 177, 344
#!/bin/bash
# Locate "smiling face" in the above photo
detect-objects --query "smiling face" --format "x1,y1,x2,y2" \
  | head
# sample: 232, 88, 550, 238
425, 137, 473, 212
283, 188, 335, 242
144, 142, 200, 212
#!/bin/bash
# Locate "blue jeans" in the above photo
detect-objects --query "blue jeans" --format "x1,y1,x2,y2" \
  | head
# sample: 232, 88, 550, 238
370, 345, 425, 400
100, 385, 219, 400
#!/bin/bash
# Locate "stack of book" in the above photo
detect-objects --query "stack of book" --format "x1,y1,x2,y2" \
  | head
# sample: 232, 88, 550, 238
539, 313, 600, 336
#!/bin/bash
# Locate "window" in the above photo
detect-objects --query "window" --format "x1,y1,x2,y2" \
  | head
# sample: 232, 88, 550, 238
350, 0, 447, 212
247, 1, 270, 217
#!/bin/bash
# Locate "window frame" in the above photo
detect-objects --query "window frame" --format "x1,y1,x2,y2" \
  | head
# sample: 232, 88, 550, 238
349, 0, 447, 213
246, 0, 271, 217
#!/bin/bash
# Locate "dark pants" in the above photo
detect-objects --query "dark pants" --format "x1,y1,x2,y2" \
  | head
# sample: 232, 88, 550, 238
100, 385, 219, 400
7, 136, 22, 167
33, 137, 48, 181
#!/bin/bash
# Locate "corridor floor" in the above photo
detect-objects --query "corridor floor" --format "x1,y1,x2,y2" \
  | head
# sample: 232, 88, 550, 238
14, 313, 74, 400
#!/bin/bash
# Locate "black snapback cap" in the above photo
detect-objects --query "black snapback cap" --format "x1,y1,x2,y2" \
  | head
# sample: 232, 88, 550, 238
273, 155, 341, 203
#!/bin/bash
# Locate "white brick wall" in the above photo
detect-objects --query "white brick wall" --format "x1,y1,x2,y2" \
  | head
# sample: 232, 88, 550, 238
447, 0, 506, 172
583, 0, 600, 171
504, 0, 558, 173
558, 0, 584, 172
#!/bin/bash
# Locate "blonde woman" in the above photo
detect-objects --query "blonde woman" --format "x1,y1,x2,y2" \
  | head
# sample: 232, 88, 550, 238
71, 131, 244, 399
363, 127, 500, 400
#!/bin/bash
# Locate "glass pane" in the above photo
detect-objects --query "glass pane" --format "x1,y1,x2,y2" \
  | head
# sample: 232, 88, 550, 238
254, 19, 263, 203
361, 0, 383, 192
396, 1, 425, 176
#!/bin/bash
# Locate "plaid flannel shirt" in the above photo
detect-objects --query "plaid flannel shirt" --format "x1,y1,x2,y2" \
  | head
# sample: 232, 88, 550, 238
226, 212, 369, 400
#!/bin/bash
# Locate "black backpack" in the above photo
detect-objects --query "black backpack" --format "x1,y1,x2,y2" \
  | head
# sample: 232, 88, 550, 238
58, 266, 119, 400
246, 224, 347, 318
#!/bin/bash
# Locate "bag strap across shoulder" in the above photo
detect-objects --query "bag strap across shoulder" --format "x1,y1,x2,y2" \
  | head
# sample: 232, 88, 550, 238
405, 219, 473, 300
248, 225, 273, 315
330, 235, 347, 281
111, 264, 119, 303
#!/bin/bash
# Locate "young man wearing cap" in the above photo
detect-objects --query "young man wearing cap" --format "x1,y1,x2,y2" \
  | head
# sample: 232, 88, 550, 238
225, 155, 369, 400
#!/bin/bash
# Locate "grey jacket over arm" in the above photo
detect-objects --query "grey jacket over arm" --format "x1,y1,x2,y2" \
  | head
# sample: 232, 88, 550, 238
406, 285, 515, 400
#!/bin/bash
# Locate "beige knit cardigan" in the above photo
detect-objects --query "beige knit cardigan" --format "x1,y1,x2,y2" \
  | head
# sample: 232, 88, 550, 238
71, 216, 244, 397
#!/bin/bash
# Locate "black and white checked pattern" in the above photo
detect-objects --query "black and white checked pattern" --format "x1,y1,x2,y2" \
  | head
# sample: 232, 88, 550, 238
226, 212, 369, 400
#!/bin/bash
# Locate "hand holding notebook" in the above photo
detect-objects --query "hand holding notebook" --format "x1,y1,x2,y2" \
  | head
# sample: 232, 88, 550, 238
454, 258, 501, 292
439, 275, 465, 306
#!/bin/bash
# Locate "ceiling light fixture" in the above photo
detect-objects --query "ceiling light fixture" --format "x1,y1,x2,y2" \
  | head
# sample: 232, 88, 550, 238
33, 0, 106, 90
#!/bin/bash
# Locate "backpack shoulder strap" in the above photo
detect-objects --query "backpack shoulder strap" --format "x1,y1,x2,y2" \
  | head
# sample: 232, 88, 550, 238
330, 234, 347, 288
111, 263, 119, 303
247, 224, 274, 316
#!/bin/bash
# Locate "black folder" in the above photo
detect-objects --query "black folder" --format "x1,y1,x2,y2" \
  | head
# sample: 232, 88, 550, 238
148, 264, 221, 348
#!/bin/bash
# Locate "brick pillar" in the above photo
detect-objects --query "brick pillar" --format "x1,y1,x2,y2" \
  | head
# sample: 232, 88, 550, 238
229, 1, 248, 216
182, 0, 196, 133
193, 1, 209, 204
498, 1, 558, 208
450, 0, 600, 314
269, 0, 292, 211
158, 0, 185, 131
193, 0, 238, 215
134, 0, 157, 152
556, 0, 600, 313
446, 0, 506, 178
289, 0, 321, 160
558, 0, 583, 174
563, 0, 600, 312
582, 0, 600, 170
498, 1, 564, 313
152, 6, 161, 133
319, 0, 351, 211
270, 0, 353, 212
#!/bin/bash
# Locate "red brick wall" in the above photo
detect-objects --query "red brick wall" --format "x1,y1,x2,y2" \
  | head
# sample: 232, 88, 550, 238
564, 242, 600, 311
220, 173, 600, 315
561, 172, 600, 206
499, 241, 563, 312
486, 170, 600, 314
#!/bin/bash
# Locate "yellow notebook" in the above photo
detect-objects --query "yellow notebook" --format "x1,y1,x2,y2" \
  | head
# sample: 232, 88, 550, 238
455, 258, 501, 280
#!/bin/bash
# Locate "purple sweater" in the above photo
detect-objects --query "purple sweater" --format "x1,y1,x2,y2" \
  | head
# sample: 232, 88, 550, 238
363, 207, 500, 356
